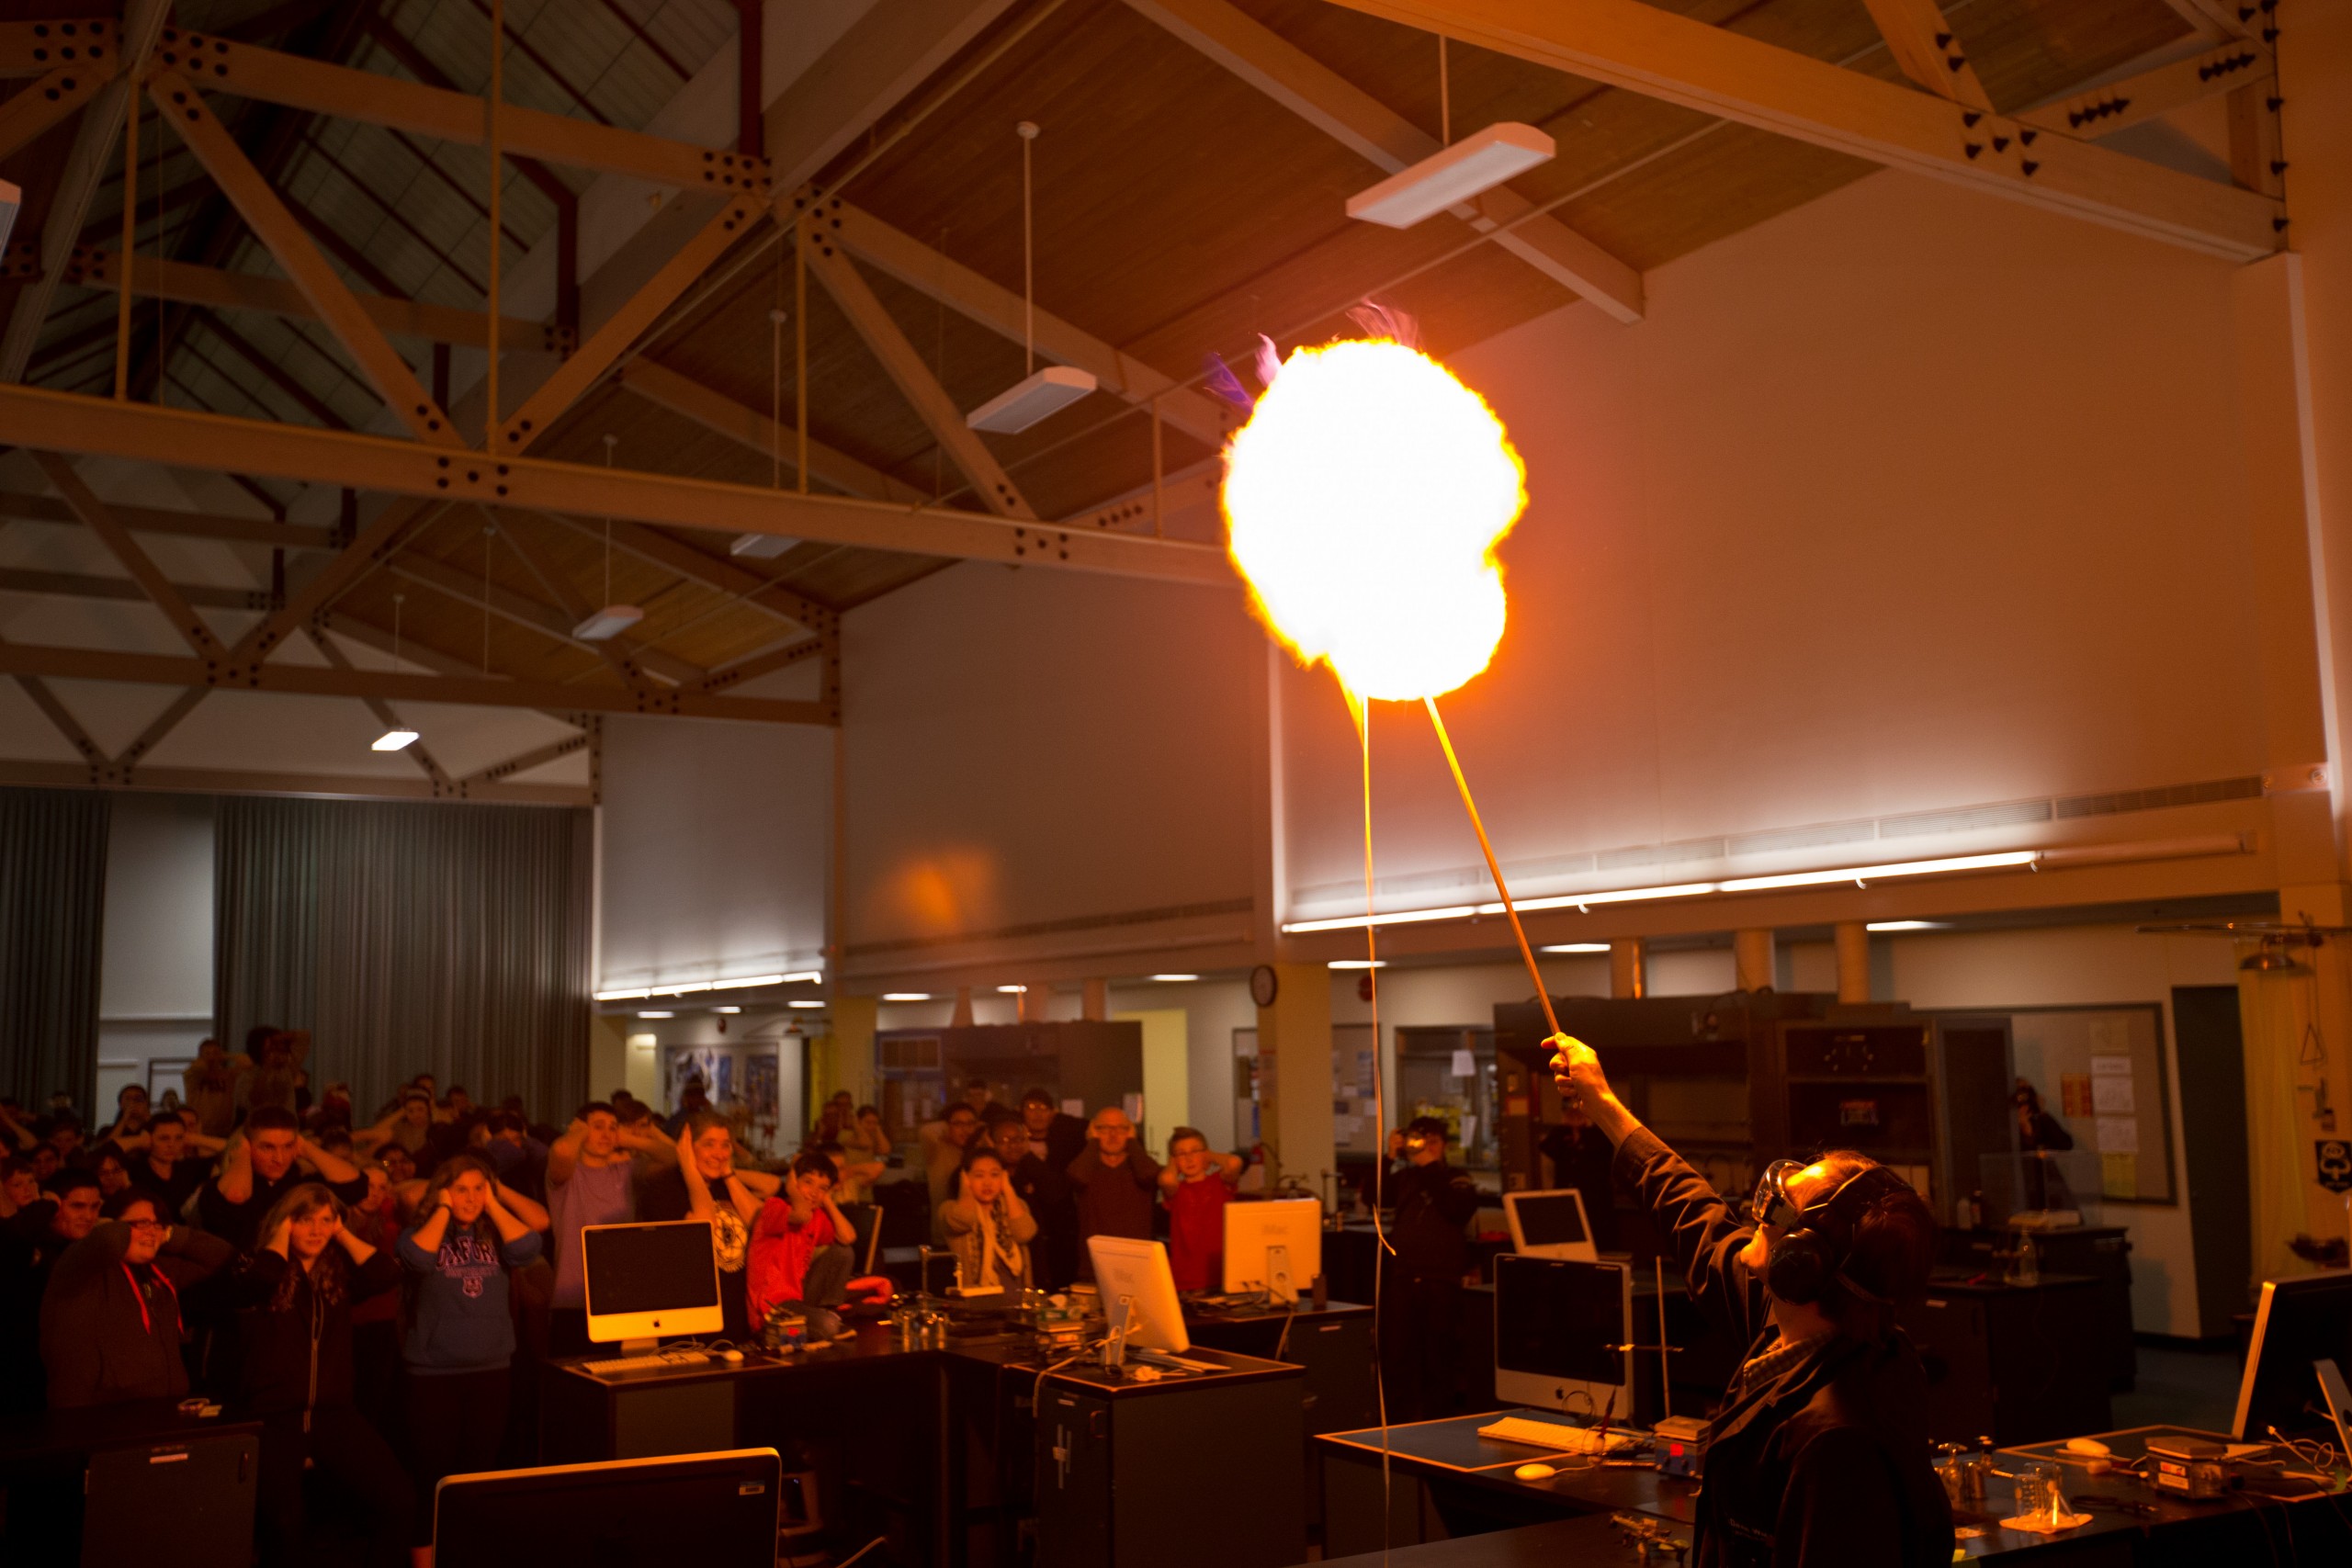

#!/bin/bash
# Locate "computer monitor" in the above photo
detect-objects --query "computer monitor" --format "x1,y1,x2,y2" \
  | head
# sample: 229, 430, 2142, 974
1503, 1188, 1600, 1263
1223, 1198, 1323, 1303
1493, 1254, 1634, 1419
583, 1220, 723, 1348
433, 1449, 780, 1565
2232, 1270, 2352, 1440
2318, 1359, 2352, 1461
1088, 1235, 1190, 1353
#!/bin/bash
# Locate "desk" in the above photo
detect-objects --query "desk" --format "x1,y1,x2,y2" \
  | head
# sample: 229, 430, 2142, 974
1315, 1409, 2352, 1565
1187, 1300, 1377, 1434
0, 1401, 262, 1567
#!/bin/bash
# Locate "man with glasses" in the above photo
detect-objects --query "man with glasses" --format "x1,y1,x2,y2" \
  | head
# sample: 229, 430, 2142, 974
41, 1188, 234, 1407
1549, 1034, 1951, 1568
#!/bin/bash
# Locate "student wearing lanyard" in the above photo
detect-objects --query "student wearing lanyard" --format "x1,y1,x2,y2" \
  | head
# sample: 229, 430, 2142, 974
1549, 1035, 1952, 1568
40, 1189, 233, 1408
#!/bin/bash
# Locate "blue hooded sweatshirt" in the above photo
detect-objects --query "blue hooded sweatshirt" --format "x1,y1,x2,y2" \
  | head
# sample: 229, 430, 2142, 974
396, 1223, 542, 1374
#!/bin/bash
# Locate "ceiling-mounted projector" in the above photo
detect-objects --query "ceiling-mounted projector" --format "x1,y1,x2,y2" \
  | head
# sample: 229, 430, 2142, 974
966, 365, 1096, 434
1347, 123, 1555, 230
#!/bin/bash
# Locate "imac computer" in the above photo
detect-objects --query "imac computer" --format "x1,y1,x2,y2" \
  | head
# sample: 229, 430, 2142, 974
1088, 1235, 1192, 1354
434, 1450, 781, 1565
583, 1220, 724, 1350
1503, 1189, 1600, 1263
2232, 1270, 2352, 1440
1223, 1198, 1323, 1303
1493, 1254, 1634, 1418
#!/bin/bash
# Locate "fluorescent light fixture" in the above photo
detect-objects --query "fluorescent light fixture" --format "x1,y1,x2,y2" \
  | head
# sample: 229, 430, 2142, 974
729, 533, 801, 559
997, 985, 1028, 994
881, 992, 932, 1002
572, 604, 644, 641
1540, 942, 1611, 953
1346, 123, 1555, 229
592, 970, 816, 1001
1719, 852, 2037, 893
788, 999, 824, 1009
371, 728, 421, 752
966, 366, 1097, 434
713, 1005, 742, 1013
1149, 974, 1200, 983
638, 1010, 673, 1019
1867, 920, 1947, 932
1328, 959, 1387, 970
1283, 852, 2041, 934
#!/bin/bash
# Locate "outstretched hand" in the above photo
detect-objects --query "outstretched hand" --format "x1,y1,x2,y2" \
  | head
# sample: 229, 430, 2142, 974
1548, 1034, 1610, 1111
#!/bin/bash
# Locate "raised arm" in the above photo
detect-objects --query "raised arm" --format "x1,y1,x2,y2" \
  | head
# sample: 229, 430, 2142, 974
820, 1190, 856, 1247
404, 1201, 454, 1264
352, 1109, 402, 1155
213, 1130, 254, 1206
481, 1188, 537, 1248
297, 1133, 360, 1185
0, 1103, 36, 1151
547, 1118, 589, 1186
492, 1179, 548, 1233
1553, 1035, 1762, 1346
673, 1128, 717, 1221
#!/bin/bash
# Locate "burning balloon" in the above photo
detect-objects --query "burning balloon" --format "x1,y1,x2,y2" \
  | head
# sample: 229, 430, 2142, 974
1223, 337, 1525, 703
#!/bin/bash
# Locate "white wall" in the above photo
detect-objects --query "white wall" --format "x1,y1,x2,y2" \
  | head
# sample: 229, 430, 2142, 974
96, 793, 215, 1111
597, 715, 833, 991
1279, 166, 2274, 923
1888, 924, 2238, 1337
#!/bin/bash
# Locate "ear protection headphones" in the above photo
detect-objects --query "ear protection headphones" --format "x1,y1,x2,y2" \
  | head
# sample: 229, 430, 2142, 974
1753, 1161, 1913, 1306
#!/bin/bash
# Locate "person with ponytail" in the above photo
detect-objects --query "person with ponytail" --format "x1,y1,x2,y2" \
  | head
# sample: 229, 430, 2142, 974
230, 1182, 418, 1567
40, 1189, 232, 1407
397, 1155, 540, 1519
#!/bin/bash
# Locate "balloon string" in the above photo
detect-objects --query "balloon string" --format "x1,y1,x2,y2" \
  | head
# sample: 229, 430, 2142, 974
1421, 694, 1561, 1039
1354, 692, 1396, 1567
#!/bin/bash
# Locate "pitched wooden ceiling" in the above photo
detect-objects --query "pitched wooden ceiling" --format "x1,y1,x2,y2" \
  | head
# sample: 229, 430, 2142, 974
1, 0, 2219, 703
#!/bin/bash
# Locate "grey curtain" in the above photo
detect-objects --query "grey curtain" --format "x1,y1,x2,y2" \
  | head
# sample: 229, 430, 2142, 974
0, 787, 111, 1115
214, 796, 592, 1119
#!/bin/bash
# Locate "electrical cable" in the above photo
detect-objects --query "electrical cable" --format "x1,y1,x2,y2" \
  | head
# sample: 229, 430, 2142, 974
1357, 696, 1397, 1562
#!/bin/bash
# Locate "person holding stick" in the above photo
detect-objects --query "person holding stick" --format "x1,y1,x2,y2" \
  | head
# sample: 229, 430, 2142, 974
1548, 1033, 1951, 1568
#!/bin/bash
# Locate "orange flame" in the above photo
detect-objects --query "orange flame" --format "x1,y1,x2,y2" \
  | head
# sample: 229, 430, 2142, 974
1223, 338, 1526, 702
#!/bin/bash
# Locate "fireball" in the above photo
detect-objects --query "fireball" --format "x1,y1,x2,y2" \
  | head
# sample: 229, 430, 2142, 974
1222, 337, 1526, 703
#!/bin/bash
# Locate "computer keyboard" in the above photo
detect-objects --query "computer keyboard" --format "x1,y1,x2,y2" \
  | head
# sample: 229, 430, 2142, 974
1479, 1416, 1642, 1456
582, 1349, 708, 1376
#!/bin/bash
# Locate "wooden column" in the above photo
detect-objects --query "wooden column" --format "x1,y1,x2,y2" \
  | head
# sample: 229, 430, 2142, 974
950, 986, 975, 1028
1255, 962, 1332, 1188
1082, 978, 1108, 1021
1609, 938, 1645, 999
1734, 929, 1777, 993
1835, 921, 1873, 1004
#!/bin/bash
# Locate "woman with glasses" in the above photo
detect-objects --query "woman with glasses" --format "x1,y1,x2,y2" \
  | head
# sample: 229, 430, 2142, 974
38, 1188, 232, 1408
1549, 1035, 1951, 1568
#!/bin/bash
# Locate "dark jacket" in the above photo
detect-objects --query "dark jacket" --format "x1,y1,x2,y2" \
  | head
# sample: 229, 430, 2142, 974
40, 1219, 233, 1408
1379, 1159, 1481, 1276
1614, 1126, 1953, 1568
200, 1166, 372, 1255
1041, 1112, 1089, 1175
1067, 1145, 1161, 1260
228, 1245, 403, 1416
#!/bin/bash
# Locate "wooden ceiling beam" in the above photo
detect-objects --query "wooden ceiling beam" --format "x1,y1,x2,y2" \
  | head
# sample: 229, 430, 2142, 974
0, 563, 263, 613
63, 248, 568, 353
765, 0, 1022, 193
2154, 0, 2264, 43
494, 193, 762, 455
0, 489, 331, 547
2018, 40, 2273, 140
0, 384, 1233, 585
0, 63, 106, 161
805, 240, 1039, 521
1319, 0, 2283, 263
557, 516, 834, 635
151, 69, 465, 447
0, 625, 110, 773
0, 1, 171, 381
30, 450, 231, 662
459, 730, 587, 788
439, 517, 710, 688
233, 497, 443, 671
165, 25, 772, 194
686, 633, 829, 698
823, 199, 1227, 449
1124, 0, 1642, 322
303, 626, 453, 787
0, 638, 832, 725
113, 686, 210, 774
1857, 0, 1993, 111
616, 358, 931, 506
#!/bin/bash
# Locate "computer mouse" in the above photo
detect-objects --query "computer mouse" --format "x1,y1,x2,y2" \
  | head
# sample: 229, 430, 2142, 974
718, 1348, 744, 1363
2064, 1438, 2109, 1458
1513, 1463, 1557, 1481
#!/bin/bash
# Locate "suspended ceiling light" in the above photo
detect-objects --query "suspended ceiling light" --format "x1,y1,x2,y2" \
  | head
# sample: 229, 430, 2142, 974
2240, 937, 2312, 975
1347, 123, 1555, 229
997, 984, 1028, 994
788, 999, 825, 1010
638, 1010, 674, 1019
578, 434, 645, 641
1867, 920, 1948, 932
967, 122, 1095, 434
1328, 959, 1387, 970
1149, 974, 1200, 982
372, 728, 421, 752
1540, 943, 1610, 953
730, 533, 801, 559
369, 592, 420, 752
882, 992, 932, 1002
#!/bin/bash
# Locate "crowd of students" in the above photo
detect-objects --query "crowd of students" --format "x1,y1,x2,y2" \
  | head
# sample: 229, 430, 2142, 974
0, 1053, 1299, 1565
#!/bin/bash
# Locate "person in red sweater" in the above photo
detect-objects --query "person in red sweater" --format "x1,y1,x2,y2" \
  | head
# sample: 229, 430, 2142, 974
746, 1152, 858, 1341
1157, 1128, 1242, 1292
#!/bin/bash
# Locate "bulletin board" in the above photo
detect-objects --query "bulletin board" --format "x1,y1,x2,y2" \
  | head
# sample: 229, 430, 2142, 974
2007, 1005, 2177, 1205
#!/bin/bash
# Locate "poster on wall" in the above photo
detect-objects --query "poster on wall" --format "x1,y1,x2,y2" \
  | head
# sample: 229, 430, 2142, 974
2007, 1005, 2177, 1204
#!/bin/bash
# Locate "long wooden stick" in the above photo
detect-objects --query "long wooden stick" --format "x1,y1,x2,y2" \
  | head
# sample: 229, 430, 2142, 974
1422, 694, 1561, 1038
486, 0, 503, 438
115, 86, 135, 400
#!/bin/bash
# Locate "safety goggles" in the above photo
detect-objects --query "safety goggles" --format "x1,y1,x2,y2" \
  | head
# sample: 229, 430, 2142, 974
1749, 1159, 1809, 1231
